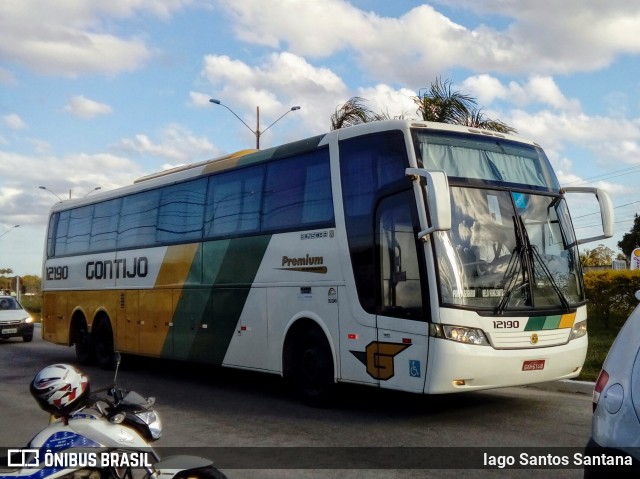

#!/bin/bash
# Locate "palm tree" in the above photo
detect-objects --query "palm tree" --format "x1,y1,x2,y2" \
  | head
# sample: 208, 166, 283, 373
331, 77, 516, 133
330, 97, 389, 130
461, 109, 517, 134
412, 77, 476, 124
413, 77, 516, 133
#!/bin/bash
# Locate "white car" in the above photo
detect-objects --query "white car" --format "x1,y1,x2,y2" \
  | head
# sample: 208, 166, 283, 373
0, 295, 34, 342
586, 291, 640, 477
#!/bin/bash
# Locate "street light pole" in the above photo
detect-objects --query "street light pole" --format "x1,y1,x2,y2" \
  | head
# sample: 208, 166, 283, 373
0, 225, 19, 240
210, 99, 300, 149
38, 186, 63, 202
39, 186, 101, 200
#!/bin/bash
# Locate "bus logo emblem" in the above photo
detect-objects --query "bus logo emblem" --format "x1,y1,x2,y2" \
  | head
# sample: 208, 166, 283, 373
530, 333, 539, 345
350, 342, 410, 380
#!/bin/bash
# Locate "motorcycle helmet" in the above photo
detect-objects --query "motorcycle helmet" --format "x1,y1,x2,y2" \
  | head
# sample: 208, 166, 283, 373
30, 364, 90, 416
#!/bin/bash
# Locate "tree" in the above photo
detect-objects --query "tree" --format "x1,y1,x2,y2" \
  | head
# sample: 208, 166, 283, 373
413, 77, 476, 124
413, 78, 516, 133
330, 97, 389, 130
21, 275, 42, 295
580, 244, 616, 266
618, 214, 640, 259
331, 77, 516, 133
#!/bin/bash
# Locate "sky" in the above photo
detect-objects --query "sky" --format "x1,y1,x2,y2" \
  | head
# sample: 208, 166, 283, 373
1, 0, 640, 276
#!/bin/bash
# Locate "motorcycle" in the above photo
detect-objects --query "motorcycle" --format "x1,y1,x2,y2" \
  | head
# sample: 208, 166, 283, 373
0, 353, 227, 479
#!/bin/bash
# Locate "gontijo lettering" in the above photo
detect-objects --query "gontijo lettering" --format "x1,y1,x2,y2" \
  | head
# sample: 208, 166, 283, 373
86, 257, 149, 280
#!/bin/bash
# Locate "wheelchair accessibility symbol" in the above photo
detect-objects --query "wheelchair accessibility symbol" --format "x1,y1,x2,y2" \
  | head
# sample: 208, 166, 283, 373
409, 360, 421, 378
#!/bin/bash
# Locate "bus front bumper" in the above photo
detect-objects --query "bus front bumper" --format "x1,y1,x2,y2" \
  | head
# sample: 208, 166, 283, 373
424, 334, 588, 394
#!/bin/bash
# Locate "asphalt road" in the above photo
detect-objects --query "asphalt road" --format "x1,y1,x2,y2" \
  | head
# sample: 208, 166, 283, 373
0, 325, 595, 478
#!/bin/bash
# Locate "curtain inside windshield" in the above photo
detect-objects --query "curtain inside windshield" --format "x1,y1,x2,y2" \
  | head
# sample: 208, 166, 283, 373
413, 131, 560, 189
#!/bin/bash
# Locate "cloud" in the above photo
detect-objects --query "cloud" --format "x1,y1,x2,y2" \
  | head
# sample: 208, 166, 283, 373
0, 0, 199, 77
461, 75, 581, 112
0, 149, 145, 225
217, 0, 640, 84
114, 124, 219, 164
200, 52, 348, 134
3, 114, 27, 130
64, 95, 113, 119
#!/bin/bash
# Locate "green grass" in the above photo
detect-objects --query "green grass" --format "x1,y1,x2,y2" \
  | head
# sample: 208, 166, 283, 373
20, 294, 42, 322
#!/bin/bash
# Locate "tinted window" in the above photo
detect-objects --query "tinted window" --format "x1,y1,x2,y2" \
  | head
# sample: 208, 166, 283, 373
118, 189, 161, 248
157, 179, 206, 243
47, 213, 58, 258
66, 205, 95, 254
90, 198, 121, 251
340, 131, 410, 314
263, 149, 333, 230
205, 166, 264, 237
54, 210, 70, 256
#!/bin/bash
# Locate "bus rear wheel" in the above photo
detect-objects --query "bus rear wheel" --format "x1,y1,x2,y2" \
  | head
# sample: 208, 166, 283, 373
92, 319, 115, 370
292, 328, 336, 407
73, 322, 93, 365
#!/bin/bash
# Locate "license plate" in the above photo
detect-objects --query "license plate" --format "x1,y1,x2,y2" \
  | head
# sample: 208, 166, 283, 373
522, 359, 545, 371
1, 328, 18, 335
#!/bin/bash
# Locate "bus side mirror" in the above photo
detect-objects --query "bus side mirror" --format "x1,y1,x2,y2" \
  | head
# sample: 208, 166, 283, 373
406, 168, 452, 241
562, 186, 614, 244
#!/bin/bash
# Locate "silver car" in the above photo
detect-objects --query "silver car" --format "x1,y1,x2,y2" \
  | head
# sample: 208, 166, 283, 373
586, 291, 640, 477
0, 295, 34, 342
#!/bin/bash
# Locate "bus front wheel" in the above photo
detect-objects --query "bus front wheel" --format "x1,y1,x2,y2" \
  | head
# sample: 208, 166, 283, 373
292, 328, 336, 407
92, 319, 115, 370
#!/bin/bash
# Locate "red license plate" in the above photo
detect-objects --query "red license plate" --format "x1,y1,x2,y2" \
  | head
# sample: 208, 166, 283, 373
522, 360, 545, 371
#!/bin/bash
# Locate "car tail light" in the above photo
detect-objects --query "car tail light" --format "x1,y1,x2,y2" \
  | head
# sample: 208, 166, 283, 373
593, 369, 609, 412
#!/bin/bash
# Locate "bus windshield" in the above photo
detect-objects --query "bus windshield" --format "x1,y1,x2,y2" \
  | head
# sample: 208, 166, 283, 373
434, 188, 583, 312
412, 129, 582, 313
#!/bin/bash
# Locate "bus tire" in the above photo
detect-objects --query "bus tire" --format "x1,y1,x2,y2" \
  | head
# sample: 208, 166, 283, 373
72, 319, 93, 365
291, 327, 336, 407
92, 318, 115, 370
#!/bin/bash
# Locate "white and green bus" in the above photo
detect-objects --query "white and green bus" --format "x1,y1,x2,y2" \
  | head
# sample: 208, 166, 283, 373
42, 120, 613, 404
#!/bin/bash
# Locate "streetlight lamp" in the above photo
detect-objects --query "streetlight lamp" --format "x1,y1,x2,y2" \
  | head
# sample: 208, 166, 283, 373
209, 99, 301, 149
38, 186, 65, 201
0, 225, 19, 240
82, 186, 102, 197
39, 186, 101, 201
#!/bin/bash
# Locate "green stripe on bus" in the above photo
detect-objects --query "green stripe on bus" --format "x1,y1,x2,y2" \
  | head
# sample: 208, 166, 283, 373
163, 235, 272, 364
524, 315, 562, 331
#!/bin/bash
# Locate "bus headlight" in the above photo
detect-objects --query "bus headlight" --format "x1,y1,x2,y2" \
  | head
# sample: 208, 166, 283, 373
569, 320, 587, 340
430, 324, 490, 346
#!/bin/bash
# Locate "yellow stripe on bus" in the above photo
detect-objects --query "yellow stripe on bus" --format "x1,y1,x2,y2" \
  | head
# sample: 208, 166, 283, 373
155, 244, 200, 287
559, 312, 576, 329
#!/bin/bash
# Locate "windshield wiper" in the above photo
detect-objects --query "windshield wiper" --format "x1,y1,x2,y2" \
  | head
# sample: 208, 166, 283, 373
495, 216, 530, 315
496, 215, 571, 315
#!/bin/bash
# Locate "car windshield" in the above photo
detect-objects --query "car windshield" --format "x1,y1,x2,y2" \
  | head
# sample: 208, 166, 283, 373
0, 297, 21, 310
434, 187, 583, 312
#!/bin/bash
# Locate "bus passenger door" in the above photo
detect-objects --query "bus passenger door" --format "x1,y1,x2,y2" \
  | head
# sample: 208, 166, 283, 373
375, 192, 430, 393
